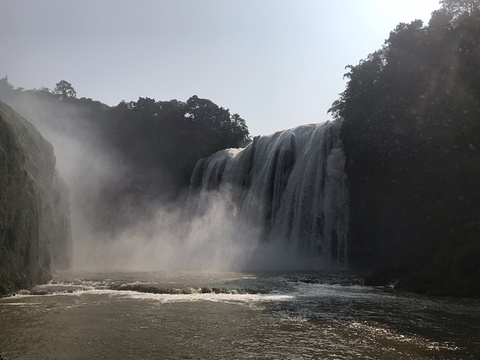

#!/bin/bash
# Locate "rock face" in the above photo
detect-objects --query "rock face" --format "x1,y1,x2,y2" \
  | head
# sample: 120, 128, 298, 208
0, 101, 71, 294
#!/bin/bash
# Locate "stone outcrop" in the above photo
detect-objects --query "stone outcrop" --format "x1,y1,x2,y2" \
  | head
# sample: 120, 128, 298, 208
0, 101, 71, 294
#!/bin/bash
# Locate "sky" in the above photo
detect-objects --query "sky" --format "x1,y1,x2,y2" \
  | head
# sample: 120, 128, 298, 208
1, 0, 441, 137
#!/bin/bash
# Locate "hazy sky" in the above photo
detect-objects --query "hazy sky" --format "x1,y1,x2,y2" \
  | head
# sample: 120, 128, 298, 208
1, 0, 441, 136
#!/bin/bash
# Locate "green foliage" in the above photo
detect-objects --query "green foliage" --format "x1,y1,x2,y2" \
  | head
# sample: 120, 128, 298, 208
332, 8, 480, 295
53, 80, 76, 100
103, 94, 249, 199
0, 78, 250, 232
440, 0, 480, 18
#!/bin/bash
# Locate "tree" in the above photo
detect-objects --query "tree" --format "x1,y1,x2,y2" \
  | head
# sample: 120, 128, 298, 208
53, 80, 76, 100
440, 0, 480, 18
329, 8, 480, 295
0, 77, 251, 234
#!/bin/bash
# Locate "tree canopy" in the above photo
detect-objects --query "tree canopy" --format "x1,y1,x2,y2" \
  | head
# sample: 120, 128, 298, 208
0, 78, 250, 233
53, 80, 77, 99
440, 0, 480, 18
330, 2, 480, 295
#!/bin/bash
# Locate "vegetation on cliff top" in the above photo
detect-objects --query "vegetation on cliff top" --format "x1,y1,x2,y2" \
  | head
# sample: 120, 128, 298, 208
330, 0, 480, 296
0, 79, 250, 233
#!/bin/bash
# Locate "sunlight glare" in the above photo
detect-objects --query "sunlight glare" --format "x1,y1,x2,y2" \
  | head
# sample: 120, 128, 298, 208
384, 0, 441, 23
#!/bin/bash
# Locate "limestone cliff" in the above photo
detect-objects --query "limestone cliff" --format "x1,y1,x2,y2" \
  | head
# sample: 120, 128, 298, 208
0, 101, 72, 294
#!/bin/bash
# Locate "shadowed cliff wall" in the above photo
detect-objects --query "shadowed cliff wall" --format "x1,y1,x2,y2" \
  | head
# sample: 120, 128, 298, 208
0, 101, 71, 294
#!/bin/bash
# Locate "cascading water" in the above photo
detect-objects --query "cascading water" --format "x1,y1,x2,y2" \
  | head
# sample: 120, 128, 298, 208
190, 120, 349, 268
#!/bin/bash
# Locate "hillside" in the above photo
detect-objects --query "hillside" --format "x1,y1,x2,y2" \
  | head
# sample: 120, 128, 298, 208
332, 3, 480, 296
0, 80, 250, 235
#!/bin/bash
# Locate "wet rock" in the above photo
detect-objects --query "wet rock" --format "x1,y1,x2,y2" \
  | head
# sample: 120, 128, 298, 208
182, 287, 199, 294
0, 102, 72, 295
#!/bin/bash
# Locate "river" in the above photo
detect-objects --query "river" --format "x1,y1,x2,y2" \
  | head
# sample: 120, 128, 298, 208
1, 271, 479, 359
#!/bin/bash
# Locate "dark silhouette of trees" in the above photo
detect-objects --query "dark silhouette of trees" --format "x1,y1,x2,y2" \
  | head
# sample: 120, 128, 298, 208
330, 2, 480, 296
0, 79, 250, 233
53, 80, 77, 100
102, 95, 249, 195
440, 0, 480, 18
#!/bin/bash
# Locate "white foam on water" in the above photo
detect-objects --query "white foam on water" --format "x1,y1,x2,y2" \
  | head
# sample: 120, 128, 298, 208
1, 285, 295, 309
112, 289, 295, 305
348, 321, 460, 352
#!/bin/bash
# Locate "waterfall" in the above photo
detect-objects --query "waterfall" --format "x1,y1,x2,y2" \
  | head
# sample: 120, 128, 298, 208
190, 120, 349, 267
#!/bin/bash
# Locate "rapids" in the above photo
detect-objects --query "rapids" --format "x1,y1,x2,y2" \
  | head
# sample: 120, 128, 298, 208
1, 270, 479, 359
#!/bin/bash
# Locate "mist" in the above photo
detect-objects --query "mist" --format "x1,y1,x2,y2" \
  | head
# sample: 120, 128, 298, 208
1, 90, 317, 272
30, 111, 248, 271
74, 191, 250, 271
72, 186, 328, 272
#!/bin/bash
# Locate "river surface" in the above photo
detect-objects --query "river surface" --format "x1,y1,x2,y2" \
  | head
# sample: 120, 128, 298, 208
0, 270, 479, 359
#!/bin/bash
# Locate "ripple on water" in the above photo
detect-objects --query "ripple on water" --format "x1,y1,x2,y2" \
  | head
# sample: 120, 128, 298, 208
1, 271, 479, 360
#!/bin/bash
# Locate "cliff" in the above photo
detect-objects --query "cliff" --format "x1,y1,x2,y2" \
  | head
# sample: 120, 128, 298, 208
0, 101, 71, 295
333, 10, 480, 296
